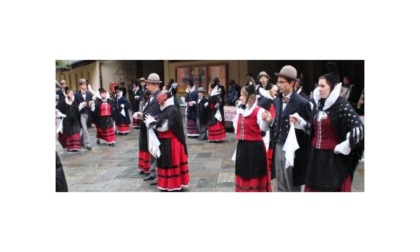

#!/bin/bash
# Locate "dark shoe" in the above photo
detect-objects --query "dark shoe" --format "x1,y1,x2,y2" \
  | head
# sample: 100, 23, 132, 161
143, 175, 155, 181
109, 143, 115, 146
118, 132, 122, 135
150, 181, 157, 186
96, 139, 100, 144
138, 170, 145, 175
86, 146, 92, 150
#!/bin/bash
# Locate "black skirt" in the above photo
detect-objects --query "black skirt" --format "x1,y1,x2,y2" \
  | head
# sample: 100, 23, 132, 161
305, 147, 347, 191
235, 140, 267, 179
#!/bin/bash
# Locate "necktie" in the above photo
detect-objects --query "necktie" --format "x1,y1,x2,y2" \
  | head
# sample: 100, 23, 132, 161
282, 96, 290, 103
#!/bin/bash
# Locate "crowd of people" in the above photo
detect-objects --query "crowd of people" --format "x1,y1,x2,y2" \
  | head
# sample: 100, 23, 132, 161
56, 63, 364, 192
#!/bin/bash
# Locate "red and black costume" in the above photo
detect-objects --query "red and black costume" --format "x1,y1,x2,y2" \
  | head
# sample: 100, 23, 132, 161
56, 98, 82, 151
233, 101, 271, 192
114, 95, 131, 134
302, 83, 364, 192
94, 97, 116, 144
207, 83, 226, 142
152, 97, 189, 191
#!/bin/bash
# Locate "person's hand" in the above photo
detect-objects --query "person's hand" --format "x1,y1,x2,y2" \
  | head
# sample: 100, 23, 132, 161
144, 114, 156, 127
204, 102, 208, 107
334, 139, 351, 155
88, 101, 94, 107
121, 104, 125, 108
134, 95, 140, 100
133, 112, 142, 119
289, 113, 303, 124
262, 110, 272, 122
215, 103, 220, 109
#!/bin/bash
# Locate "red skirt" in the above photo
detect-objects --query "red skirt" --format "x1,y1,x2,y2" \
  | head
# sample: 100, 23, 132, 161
58, 132, 81, 151
117, 123, 130, 133
157, 131, 190, 191
208, 121, 226, 141
304, 176, 352, 192
235, 173, 272, 192
138, 150, 151, 173
96, 126, 116, 143
132, 118, 141, 128
186, 118, 199, 137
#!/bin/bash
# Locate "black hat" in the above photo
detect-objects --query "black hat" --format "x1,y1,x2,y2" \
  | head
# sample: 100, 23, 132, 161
245, 84, 256, 95
321, 62, 340, 87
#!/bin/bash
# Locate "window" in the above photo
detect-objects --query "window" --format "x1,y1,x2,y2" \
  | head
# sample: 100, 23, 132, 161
176, 64, 227, 94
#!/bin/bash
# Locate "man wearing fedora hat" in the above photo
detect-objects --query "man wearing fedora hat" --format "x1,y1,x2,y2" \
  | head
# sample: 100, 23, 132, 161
196, 86, 209, 140
268, 65, 311, 192
134, 73, 162, 185
56, 80, 67, 104
257, 71, 272, 90
74, 78, 94, 150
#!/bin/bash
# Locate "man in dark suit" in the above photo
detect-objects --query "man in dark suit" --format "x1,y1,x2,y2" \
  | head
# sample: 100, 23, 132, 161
56, 80, 67, 104
196, 87, 209, 140
138, 73, 162, 185
74, 78, 94, 150
270, 65, 311, 192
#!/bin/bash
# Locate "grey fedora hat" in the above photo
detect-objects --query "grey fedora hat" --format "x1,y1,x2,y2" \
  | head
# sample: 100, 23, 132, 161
274, 65, 298, 81
146, 73, 162, 84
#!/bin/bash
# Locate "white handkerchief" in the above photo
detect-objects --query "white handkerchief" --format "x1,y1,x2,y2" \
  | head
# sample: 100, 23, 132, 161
121, 109, 125, 117
282, 123, 300, 169
148, 128, 161, 158
57, 118, 63, 134
215, 109, 222, 122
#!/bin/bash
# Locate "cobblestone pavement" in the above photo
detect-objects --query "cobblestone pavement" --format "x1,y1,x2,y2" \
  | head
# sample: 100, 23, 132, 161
56, 114, 364, 192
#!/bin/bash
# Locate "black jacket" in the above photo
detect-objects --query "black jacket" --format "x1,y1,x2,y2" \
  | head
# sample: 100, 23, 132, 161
143, 90, 162, 119
197, 96, 209, 125
271, 92, 311, 186
74, 90, 94, 127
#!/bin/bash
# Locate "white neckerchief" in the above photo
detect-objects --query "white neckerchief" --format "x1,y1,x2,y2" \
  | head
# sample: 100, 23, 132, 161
160, 97, 175, 111
189, 85, 196, 93
211, 85, 220, 96
81, 90, 87, 100
65, 97, 73, 105
257, 86, 273, 100
237, 101, 257, 117
313, 82, 342, 111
